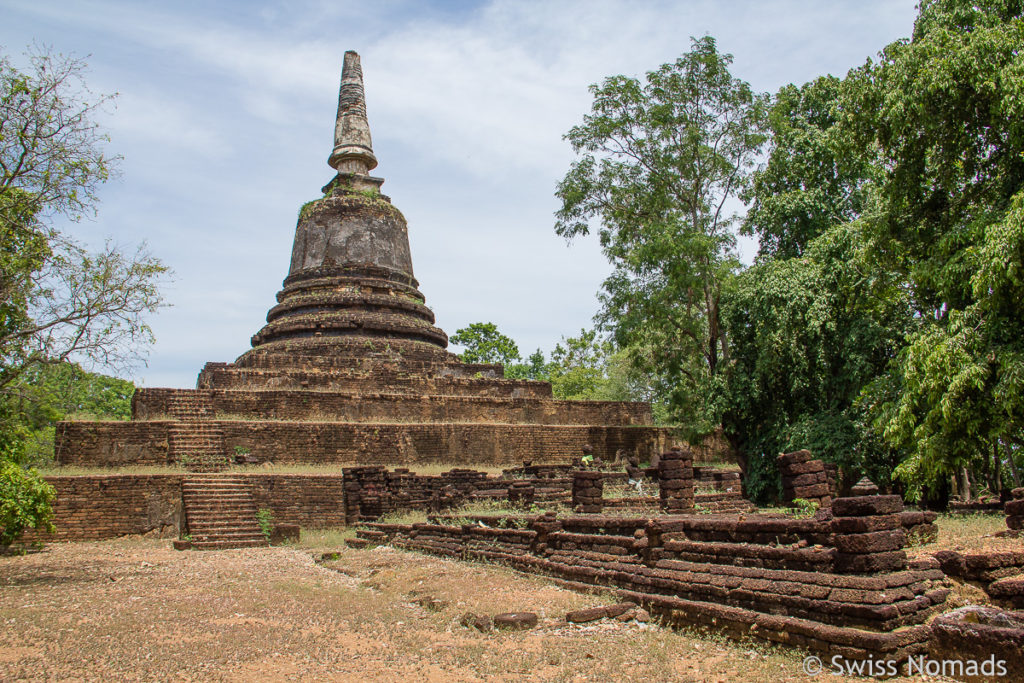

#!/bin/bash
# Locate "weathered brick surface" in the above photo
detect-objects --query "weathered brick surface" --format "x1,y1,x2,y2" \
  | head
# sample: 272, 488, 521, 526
777, 451, 832, 509
54, 422, 171, 467
359, 512, 948, 659
134, 387, 652, 426
248, 474, 347, 528
24, 474, 356, 542
24, 475, 183, 541
56, 420, 670, 467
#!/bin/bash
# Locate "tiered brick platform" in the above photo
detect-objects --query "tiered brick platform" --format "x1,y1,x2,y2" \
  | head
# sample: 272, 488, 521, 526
53, 50, 669, 471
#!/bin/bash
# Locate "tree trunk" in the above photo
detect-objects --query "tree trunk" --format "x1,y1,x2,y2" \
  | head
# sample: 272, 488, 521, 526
951, 472, 960, 499
959, 467, 972, 502
1003, 442, 1022, 488
992, 443, 1003, 496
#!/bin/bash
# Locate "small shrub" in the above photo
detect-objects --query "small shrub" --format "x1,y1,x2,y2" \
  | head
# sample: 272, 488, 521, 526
0, 461, 56, 548
790, 498, 819, 519
256, 508, 274, 541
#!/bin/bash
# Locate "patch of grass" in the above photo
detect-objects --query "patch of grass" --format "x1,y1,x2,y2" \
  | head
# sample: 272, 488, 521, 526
906, 511, 1011, 556
295, 527, 358, 549
35, 464, 188, 476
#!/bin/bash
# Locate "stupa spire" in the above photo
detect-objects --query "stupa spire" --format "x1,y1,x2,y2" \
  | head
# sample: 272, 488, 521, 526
327, 51, 378, 175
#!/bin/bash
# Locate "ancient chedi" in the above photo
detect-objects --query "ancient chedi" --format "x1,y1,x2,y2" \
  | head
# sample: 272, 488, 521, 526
56, 52, 668, 470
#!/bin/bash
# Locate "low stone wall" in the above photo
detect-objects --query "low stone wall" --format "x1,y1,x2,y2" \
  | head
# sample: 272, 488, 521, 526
342, 466, 505, 523
56, 420, 670, 467
25, 473, 353, 542
54, 422, 171, 467
247, 474, 347, 528
357, 509, 948, 660
132, 387, 652, 426
24, 475, 184, 541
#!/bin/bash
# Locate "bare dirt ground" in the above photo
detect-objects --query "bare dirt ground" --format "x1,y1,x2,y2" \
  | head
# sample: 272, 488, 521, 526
0, 537, 940, 682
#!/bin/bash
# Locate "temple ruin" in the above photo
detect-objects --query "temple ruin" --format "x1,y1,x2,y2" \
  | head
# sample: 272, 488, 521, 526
54, 51, 669, 472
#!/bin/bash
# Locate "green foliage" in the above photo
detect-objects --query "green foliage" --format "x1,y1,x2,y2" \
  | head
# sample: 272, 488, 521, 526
789, 498, 819, 519
450, 322, 521, 366
843, 0, 1024, 499
547, 329, 612, 400
1, 47, 166, 537
721, 221, 914, 500
555, 36, 769, 434
0, 460, 55, 547
742, 76, 879, 260
505, 348, 548, 381
256, 508, 274, 541
5, 362, 133, 465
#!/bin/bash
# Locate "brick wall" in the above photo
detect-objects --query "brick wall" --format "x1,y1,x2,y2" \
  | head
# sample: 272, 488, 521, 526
132, 387, 653, 425
54, 422, 171, 467
56, 420, 670, 467
359, 513, 949, 660
24, 475, 184, 541
26, 474, 352, 542
247, 474, 347, 528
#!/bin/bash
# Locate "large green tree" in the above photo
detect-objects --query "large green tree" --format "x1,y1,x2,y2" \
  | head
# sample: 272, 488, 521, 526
843, 0, 1024, 500
722, 220, 914, 501
742, 76, 879, 261
555, 36, 768, 436
450, 322, 522, 366
1, 47, 167, 544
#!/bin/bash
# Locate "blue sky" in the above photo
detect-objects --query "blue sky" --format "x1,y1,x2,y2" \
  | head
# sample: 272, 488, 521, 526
1, 0, 919, 388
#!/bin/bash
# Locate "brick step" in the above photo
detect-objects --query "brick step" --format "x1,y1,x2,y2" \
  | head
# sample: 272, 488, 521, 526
182, 485, 249, 491
190, 539, 268, 550
191, 527, 265, 538
182, 484, 250, 490
188, 524, 262, 534
184, 507, 258, 516
182, 497, 257, 507
188, 522, 264, 532
183, 491, 255, 499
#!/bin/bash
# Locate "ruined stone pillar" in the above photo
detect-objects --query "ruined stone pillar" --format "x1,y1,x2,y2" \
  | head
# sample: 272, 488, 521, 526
572, 471, 603, 514
658, 447, 694, 513
1006, 487, 1024, 532
777, 449, 832, 509
831, 492, 907, 574
507, 480, 535, 509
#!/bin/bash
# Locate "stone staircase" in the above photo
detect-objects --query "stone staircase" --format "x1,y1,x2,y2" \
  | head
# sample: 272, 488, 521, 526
182, 475, 268, 549
167, 390, 214, 420
168, 423, 228, 471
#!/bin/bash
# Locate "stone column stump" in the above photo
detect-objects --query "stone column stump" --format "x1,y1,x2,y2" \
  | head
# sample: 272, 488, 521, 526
658, 447, 694, 513
507, 480, 535, 509
1007, 488, 1024, 532
572, 471, 604, 514
777, 450, 832, 509
831, 493, 907, 574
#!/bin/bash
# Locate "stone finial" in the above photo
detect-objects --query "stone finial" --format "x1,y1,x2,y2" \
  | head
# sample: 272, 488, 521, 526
328, 51, 378, 175
851, 476, 880, 496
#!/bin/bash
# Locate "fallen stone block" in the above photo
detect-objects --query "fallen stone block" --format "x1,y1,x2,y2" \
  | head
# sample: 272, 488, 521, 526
928, 606, 1024, 682
460, 612, 493, 632
833, 495, 903, 517
493, 612, 538, 630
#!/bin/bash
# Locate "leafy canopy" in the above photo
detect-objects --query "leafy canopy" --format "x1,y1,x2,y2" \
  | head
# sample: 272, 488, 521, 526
555, 36, 768, 435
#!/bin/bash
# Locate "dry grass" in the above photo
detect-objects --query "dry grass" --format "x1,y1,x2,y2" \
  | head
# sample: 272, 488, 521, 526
0, 538, 934, 682
906, 512, 1016, 557
35, 464, 188, 476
